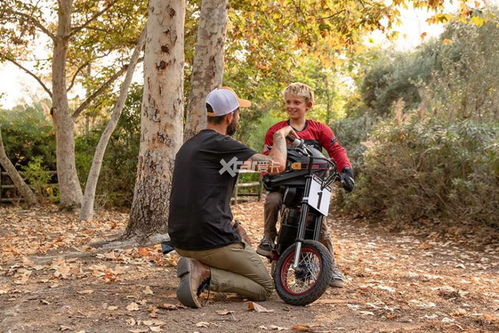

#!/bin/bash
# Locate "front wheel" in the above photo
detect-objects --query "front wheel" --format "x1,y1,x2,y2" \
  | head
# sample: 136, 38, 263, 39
273, 240, 333, 306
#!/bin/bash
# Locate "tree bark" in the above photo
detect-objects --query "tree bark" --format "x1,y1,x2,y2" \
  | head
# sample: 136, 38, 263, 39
183, 0, 227, 141
126, 0, 185, 239
79, 28, 146, 222
0, 127, 38, 206
52, 0, 83, 211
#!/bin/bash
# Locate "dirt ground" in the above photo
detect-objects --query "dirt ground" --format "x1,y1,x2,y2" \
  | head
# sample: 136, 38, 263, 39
0, 201, 498, 333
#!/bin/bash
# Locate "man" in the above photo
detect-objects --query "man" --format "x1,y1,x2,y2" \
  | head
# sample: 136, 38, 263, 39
168, 87, 296, 308
257, 82, 354, 288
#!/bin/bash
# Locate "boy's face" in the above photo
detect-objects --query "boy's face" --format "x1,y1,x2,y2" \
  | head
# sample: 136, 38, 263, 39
285, 95, 312, 121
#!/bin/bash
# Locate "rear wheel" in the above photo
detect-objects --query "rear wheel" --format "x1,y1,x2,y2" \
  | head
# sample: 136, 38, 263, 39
273, 240, 333, 306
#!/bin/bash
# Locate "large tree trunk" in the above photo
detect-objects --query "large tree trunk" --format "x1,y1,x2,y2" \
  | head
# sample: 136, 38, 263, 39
0, 127, 38, 206
126, 0, 185, 239
183, 0, 227, 141
52, 0, 83, 211
80, 29, 146, 222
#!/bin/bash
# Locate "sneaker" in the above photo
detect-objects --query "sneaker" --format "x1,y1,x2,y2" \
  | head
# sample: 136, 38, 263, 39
176, 258, 211, 308
329, 270, 345, 288
256, 237, 274, 257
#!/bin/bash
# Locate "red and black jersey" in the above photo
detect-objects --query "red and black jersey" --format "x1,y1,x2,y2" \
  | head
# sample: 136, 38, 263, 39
262, 120, 351, 172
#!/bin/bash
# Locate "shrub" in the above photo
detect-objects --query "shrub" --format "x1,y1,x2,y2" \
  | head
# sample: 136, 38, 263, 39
338, 116, 498, 228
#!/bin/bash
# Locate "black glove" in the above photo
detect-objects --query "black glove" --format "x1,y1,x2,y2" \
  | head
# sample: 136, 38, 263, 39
340, 167, 355, 192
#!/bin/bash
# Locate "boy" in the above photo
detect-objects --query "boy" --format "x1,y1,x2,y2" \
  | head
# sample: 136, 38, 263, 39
257, 82, 354, 288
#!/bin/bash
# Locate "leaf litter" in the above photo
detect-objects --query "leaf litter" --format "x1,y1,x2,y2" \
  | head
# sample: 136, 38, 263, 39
0, 203, 497, 332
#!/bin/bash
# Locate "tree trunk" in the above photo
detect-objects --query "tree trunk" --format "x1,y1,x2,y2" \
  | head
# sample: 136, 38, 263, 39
80, 29, 146, 222
52, 0, 83, 211
0, 127, 38, 206
126, 0, 185, 239
183, 0, 227, 141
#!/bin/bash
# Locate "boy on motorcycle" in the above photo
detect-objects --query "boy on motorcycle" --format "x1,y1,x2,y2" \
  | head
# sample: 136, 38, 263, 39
256, 82, 355, 288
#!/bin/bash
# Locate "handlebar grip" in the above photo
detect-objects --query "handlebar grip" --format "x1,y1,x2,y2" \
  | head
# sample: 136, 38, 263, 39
287, 136, 303, 147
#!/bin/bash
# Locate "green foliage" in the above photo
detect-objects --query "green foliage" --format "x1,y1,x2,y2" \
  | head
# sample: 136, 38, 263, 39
76, 84, 141, 207
359, 9, 499, 121
0, 102, 55, 169
338, 116, 499, 228
21, 156, 58, 202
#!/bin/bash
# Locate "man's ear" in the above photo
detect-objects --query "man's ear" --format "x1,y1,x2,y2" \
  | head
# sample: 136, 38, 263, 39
225, 112, 234, 124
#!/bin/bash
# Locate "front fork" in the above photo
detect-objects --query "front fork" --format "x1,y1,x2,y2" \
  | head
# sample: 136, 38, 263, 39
292, 176, 324, 269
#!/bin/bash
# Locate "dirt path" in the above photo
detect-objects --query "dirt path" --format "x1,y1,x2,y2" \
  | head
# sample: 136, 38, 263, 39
0, 203, 497, 332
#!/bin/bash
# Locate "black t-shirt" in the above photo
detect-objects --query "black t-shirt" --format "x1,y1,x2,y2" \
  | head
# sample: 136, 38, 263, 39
168, 129, 256, 251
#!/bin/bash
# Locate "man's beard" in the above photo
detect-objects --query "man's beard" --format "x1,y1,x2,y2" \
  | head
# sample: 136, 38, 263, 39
226, 117, 238, 136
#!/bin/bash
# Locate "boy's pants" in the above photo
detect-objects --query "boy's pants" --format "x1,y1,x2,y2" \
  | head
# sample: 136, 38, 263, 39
175, 242, 274, 301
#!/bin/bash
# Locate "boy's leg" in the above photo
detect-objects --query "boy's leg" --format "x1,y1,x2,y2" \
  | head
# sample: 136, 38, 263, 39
176, 243, 274, 301
257, 191, 282, 256
320, 219, 345, 288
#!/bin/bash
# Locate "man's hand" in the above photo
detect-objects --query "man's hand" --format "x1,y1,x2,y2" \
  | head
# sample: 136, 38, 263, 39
340, 167, 355, 192
275, 126, 298, 141
231, 220, 253, 245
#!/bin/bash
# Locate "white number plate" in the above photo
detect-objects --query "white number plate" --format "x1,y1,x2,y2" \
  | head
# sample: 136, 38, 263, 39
307, 176, 332, 216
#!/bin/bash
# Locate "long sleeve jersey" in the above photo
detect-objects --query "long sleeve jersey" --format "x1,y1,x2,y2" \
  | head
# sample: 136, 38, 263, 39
262, 120, 351, 172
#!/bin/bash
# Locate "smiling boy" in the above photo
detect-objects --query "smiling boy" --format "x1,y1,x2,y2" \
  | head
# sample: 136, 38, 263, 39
258, 82, 354, 288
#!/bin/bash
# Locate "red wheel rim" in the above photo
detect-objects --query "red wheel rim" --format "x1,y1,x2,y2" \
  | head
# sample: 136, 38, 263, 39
279, 245, 323, 296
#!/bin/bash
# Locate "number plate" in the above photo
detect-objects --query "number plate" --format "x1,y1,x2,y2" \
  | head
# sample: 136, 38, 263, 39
307, 176, 332, 216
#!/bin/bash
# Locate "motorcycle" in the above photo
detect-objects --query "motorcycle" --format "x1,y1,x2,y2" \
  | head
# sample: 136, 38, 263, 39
261, 136, 341, 306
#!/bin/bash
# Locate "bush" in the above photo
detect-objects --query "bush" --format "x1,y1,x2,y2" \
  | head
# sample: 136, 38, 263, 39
0, 102, 55, 169
338, 116, 499, 228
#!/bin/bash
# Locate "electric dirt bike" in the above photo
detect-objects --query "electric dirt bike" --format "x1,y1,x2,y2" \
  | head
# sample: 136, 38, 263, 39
262, 136, 341, 306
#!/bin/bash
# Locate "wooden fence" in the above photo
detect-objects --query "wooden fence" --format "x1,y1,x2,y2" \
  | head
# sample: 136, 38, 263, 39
0, 165, 57, 203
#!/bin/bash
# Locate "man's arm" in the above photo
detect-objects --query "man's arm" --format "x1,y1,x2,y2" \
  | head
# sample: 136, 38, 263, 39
243, 126, 295, 174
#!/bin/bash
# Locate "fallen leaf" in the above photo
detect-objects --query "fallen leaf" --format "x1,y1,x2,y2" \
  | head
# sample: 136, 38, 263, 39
143, 320, 165, 326
77, 289, 94, 295
126, 318, 137, 326
247, 301, 274, 313
127, 302, 140, 311
60, 325, 72, 331
195, 322, 210, 327
108, 306, 118, 311
158, 303, 178, 310
216, 310, 234, 315
270, 325, 287, 330
359, 311, 375, 316
149, 327, 162, 332
292, 324, 313, 332
143, 286, 154, 295
138, 248, 149, 257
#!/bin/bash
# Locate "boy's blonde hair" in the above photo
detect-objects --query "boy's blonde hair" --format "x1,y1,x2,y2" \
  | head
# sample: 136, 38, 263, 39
283, 82, 314, 104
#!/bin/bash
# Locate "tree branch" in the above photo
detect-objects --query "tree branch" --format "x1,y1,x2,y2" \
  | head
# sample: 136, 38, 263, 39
71, 57, 143, 120
67, 61, 91, 92
3, 8, 55, 40
69, 0, 119, 37
2, 55, 52, 98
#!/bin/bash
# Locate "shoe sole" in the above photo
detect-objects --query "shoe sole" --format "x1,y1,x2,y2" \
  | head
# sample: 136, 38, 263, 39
329, 280, 345, 288
176, 258, 202, 308
256, 247, 273, 257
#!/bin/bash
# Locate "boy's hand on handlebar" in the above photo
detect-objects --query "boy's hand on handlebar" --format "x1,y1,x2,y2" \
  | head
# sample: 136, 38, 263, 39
340, 167, 355, 192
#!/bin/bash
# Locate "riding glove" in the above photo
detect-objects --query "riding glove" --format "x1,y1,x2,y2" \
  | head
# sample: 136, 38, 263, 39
340, 167, 355, 192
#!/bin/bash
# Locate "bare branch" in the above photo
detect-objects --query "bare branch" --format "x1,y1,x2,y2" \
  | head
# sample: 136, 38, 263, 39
67, 61, 91, 92
69, 0, 119, 37
71, 57, 144, 120
2, 55, 52, 98
3, 8, 55, 40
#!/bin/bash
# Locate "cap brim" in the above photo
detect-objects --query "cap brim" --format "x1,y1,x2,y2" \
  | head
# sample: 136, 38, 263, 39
238, 98, 251, 108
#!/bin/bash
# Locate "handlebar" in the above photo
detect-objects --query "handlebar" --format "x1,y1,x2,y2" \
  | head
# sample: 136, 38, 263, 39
286, 135, 341, 189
